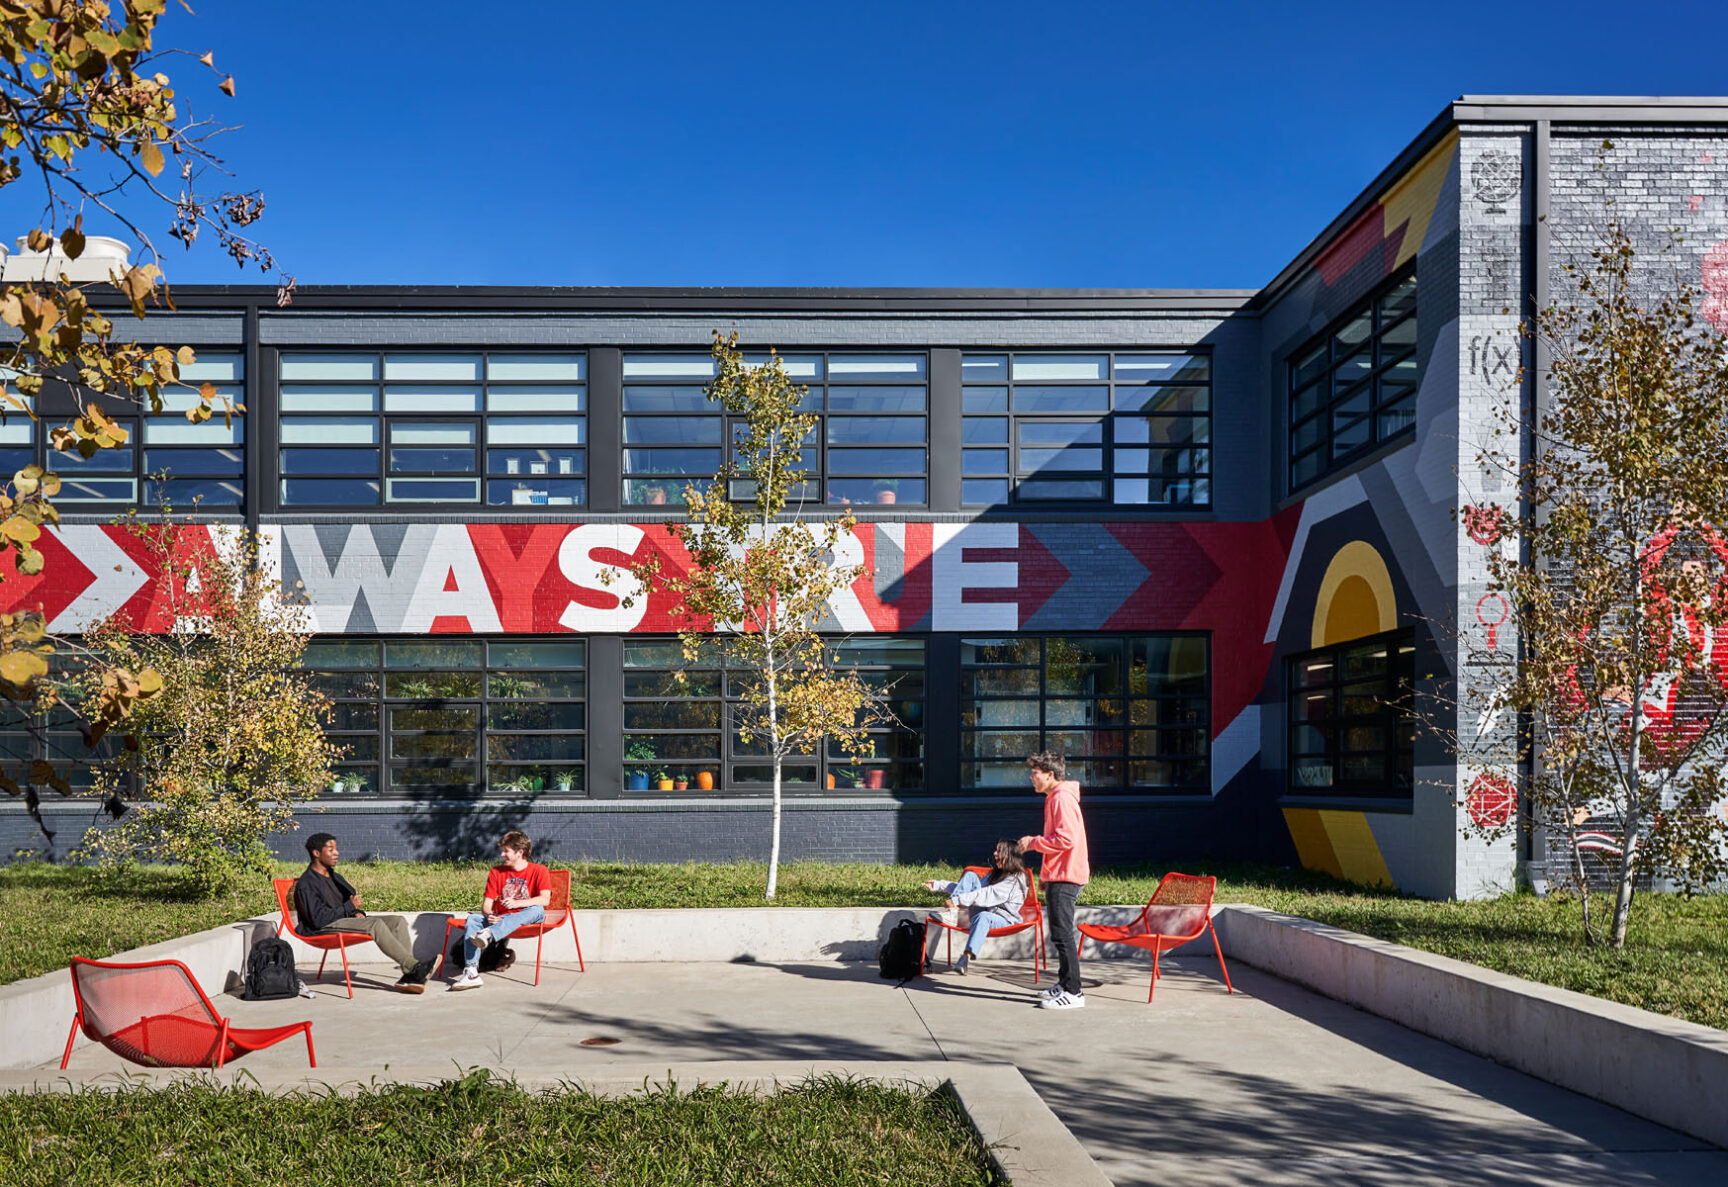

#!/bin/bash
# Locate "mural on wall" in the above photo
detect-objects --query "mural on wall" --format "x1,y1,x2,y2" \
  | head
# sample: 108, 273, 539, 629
0, 516, 1300, 762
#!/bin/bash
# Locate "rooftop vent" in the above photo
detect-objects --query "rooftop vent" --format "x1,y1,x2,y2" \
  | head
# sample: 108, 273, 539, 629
0, 234, 132, 284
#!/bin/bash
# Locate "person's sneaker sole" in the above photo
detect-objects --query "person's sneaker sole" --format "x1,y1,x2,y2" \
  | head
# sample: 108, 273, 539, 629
396, 981, 426, 995
1039, 994, 1086, 1010
449, 976, 483, 991
472, 931, 492, 950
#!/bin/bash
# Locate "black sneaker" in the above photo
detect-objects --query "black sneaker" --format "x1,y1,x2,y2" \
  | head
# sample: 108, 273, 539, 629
396, 958, 434, 993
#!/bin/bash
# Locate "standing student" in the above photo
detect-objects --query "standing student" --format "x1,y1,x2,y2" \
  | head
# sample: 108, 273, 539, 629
449, 830, 551, 991
1019, 751, 1090, 1009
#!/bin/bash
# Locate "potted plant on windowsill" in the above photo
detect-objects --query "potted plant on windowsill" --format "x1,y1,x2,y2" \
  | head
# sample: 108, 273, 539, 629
625, 738, 657, 790
872, 479, 898, 505
654, 768, 674, 792
555, 770, 577, 792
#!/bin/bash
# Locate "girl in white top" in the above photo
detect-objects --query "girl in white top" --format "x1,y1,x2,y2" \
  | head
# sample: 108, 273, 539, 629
923, 840, 1029, 974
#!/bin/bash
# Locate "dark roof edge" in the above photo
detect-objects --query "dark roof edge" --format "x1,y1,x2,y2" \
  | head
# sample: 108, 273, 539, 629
145, 286, 1257, 314
1254, 94, 1728, 309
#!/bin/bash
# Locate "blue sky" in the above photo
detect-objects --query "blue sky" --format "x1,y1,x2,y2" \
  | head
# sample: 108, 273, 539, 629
127, 1, 1728, 289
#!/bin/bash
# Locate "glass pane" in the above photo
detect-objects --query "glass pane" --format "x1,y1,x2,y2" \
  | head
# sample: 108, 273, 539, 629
1114, 353, 1209, 383
385, 671, 482, 698
281, 387, 379, 413
962, 386, 1009, 413
1334, 314, 1372, 353
826, 447, 926, 475
827, 418, 926, 445
57, 477, 137, 501
623, 448, 723, 474
489, 640, 584, 668
281, 478, 379, 505
963, 449, 1008, 474
487, 354, 585, 382
962, 417, 1008, 444
155, 478, 242, 507
488, 479, 584, 506
962, 478, 1009, 505
487, 386, 584, 413
392, 423, 476, 446
386, 477, 479, 502
488, 448, 583, 477
827, 477, 925, 505
825, 386, 926, 413
489, 417, 585, 446
1119, 385, 1209, 415
1012, 355, 1106, 382
281, 353, 377, 381
960, 355, 1008, 382
1019, 447, 1102, 473
1018, 477, 1103, 500
623, 386, 715, 413
827, 355, 926, 381
623, 354, 718, 380
390, 447, 475, 473
623, 417, 723, 445
490, 734, 585, 761
742, 353, 823, 380
389, 703, 479, 729
1020, 422, 1103, 447
624, 702, 721, 730
386, 641, 482, 669
1013, 386, 1108, 413
492, 703, 585, 731
1381, 276, 1417, 321
282, 417, 379, 445
384, 386, 482, 413
179, 353, 243, 383
1292, 344, 1329, 389
145, 420, 242, 446
960, 699, 1040, 727
1381, 317, 1418, 350
383, 354, 482, 381
962, 637, 1040, 665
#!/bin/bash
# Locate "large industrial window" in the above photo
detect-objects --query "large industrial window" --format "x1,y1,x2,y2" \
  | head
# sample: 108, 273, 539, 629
278, 352, 586, 507
304, 638, 586, 797
622, 636, 925, 792
1287, 629, 1414, 798
18, 352, 246, 510
960, 635, 1209, 792
958, 353, 1210, 507
620, 353, 928, 507
1288, 272, 1418, 490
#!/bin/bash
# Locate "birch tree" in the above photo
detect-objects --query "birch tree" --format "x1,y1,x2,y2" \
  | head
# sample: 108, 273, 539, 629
629, 332, 881, 899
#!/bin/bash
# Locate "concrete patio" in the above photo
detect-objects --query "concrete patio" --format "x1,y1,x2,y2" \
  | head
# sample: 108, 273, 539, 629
33, 949, 1728, 1186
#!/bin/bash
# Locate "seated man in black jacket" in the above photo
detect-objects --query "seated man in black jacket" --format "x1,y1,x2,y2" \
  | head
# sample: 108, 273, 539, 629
293, 832, 433, 994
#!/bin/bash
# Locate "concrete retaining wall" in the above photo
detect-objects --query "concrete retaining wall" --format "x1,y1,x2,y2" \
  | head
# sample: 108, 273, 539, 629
1214, 904, 1728, 1152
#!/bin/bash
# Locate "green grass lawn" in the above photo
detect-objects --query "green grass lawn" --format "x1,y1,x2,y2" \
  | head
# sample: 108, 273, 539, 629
3, 857, 1725, 1031
0, 1073, 996, 1187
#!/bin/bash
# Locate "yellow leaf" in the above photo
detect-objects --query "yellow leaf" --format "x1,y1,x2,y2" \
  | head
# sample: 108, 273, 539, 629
0, 650, 47, 687
140, 141, 165, 176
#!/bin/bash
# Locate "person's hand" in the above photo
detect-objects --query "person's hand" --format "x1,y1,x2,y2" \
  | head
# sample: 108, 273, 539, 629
922, 879, 943, 892
1018, 835, 1035, 850
484, 911, 501, 925
349, 893, 363, 909
946, 898, 957, 908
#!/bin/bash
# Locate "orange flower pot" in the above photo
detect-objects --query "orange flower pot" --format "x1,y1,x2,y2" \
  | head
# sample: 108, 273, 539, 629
696, 771, 714, 790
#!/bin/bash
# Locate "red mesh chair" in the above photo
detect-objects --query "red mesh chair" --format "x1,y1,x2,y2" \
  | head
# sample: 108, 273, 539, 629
273, 876, 374, 999
1077, 871, 1234, 1004
61, 957, 315, 1070
920, 867, 1045, 982
434, 869, 585, 986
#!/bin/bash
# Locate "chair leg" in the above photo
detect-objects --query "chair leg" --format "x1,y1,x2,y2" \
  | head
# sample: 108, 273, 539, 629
305, 1027, 317, 1069
945, 928, 952, 968
339, 944, 354, 999
317, 950, 329, 980
568, 913, 585, 973
215, 1020, 231, 1070
534, 930, 545, 987
435, 919, 459, 980
1149, 946, 1160, 1004
1210, 919, 1234, 995
60, 1011, 81, 1070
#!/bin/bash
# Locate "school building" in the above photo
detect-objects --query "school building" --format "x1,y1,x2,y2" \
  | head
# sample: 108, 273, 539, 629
5, 95, 1727, 898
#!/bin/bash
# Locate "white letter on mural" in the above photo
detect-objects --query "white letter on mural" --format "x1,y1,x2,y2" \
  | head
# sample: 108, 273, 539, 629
401, 524, 503, 633
557, 524, 648, 632
930, 522, 1019, 631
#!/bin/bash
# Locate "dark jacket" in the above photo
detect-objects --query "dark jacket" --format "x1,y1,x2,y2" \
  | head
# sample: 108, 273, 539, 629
293, 866, 360, 934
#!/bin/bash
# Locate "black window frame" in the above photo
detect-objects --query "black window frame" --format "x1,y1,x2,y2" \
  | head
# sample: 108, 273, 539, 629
619, 351, 931, 509
959, 633, 1211, 794
958, 351, 1212, 509
1287, 269, 1418, 492
305, 637, 588, 798
1285, 628, 1415, 801
276, 351, 589, 510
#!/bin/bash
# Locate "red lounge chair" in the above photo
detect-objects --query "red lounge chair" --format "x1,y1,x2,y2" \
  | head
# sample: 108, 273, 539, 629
273, 876, 374, 999
921, 866, 1045, 983
434, 868, 585, 986
1077, 871, 1235, 1004
62, 957, 315, 1070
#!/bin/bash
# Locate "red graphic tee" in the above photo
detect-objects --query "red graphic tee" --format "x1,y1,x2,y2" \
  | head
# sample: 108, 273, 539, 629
484, 862, 550, 915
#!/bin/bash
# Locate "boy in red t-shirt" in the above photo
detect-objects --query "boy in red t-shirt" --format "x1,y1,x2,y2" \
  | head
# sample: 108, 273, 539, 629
450, 830, 551, 990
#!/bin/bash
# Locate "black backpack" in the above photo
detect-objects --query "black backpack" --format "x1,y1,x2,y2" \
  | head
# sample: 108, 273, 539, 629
877, 918, 925, 983
243, 937, 300, 1001
447, 933, 515, 974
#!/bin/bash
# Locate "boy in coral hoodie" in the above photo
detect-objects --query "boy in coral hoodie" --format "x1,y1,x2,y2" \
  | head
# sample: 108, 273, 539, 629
1020, 750, 1090, 1009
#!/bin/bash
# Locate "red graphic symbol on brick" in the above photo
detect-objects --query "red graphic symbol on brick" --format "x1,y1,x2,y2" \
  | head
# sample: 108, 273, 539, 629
1706, 153, 1717, 164
1691, 196, 1705, 212
1704, 241, 1728, 335
1476, 593, 1509, 649
1463, 504, 1506, 546
1466, 772, 1517, 828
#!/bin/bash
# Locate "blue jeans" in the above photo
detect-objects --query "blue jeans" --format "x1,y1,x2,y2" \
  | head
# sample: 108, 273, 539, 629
953, 870, 1015, 957
462, 904, 545, 969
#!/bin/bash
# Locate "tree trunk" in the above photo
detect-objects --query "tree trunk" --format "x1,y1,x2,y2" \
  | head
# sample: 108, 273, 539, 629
766, 755, 782, 900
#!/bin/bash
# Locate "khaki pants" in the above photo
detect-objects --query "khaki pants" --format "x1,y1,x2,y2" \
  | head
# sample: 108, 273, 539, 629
323, 915, 417, 973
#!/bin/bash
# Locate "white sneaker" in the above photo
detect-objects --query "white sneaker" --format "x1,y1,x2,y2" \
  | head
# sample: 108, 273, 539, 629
1039, 990, 1085, 1010
472, 929, 494, 950
450, 968, 484, 991
1038, 985, 1062, 1000
955, 952, 971, 976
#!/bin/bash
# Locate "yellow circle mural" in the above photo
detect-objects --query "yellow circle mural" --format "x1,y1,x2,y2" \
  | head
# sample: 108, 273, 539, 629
1311, 541, 1397, 647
